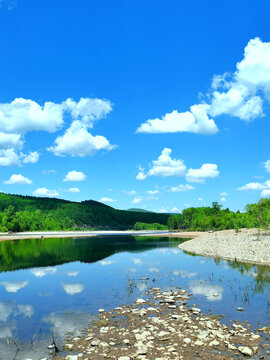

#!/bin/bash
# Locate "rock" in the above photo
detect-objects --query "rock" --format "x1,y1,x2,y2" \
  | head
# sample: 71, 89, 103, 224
209, 340, 219, 347
65, 356, 79, 360
238, 346, 253, 356
237, 307, 244, 312
98, 308, 105, 312
137, 347, 147, 355
183, 338, 191, 344
136, 298, 146, 304
118, 357, 130, 360
64, 343, 73, 350
194, 340, 204, 346
91, 339, 101, 346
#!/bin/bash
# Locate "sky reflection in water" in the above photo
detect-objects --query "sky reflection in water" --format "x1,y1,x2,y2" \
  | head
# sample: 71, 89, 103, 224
0, 235, 270, 359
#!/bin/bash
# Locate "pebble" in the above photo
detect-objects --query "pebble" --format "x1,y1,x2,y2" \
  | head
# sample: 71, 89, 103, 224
238, 346, 253, 356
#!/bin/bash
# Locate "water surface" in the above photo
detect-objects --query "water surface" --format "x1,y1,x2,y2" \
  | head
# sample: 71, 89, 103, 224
0, 235, 270, 359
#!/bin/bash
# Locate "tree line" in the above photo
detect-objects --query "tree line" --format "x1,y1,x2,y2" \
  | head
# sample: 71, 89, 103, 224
167, 200, 270, 231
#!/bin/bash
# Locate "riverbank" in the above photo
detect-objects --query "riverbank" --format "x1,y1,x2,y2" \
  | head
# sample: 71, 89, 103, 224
56, 287, 269, 360
179, 228, 270, 266
0, 230, 199, 241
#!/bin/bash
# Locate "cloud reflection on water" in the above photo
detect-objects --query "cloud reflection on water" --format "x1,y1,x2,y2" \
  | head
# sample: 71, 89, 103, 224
189, 280, 224, 301
61, 283, 85, 295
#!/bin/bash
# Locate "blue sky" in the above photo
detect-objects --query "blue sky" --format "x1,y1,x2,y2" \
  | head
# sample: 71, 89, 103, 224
0, 0, 270, 212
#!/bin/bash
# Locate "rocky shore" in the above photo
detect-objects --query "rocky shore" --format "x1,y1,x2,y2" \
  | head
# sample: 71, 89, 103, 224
179, 228, 270, 266
55, 287, 270, 360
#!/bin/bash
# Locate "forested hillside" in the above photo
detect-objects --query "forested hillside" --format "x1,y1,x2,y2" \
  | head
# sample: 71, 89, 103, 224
0, 192, 169, 232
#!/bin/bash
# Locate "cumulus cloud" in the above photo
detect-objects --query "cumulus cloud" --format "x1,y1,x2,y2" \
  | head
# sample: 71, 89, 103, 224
147, 190, 160, 195
67, 187, 80, 193
124, 190, 137, 195
3, 174, 32, 185
33, 188, 59, 197
220, 197, 227, 202
261, 189, 270, 198
22, 151, 40, 164
0, 132, 23, 149
170, 184, 195, 192
186, 164, 219, 183
237, 182, 267, 191
99, 197, 116, 203
47, 120, 116, 157
63, 170, 86, 182
137, 104, 218, 135
220, 192, 228, 197
0, 149, 20, 166
136, 148, 186, 180
132, 197, 142, 204
264, 160, 270, 173
137, 38, 270, 134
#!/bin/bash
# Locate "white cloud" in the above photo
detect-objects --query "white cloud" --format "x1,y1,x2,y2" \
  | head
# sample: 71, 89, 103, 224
0, 132, 23, 149
61, 283, 84, 295
186, 163, 219, 183
0, 97, 112, 135
261, 189, 270, 198
136, 104, 218, 135
170, 206, 180, 212
124, 190, 137, 195
170, 184, 195, 192
264, 160, 270, 173
220, 197, 227, 202
22, 151, 40, 164
137, 38, 270, 134
147, 190, 160, 195
67, 187, 80, 193
137, 148, 186, 180
42, 169, 56, 175
3, 174, 32, 185
66, 271, 79, 277
237, 182, 266, 191
99, 197, 116, 203
220, 192, 228, 197
0, 149, 20, 166
63, 170, 86, 182
47, 120, 116, 157
0, 281, 28, 293
198, 197, 204, 201
63, 97, 112, 125
0, 98, 64, 134
132, 197, 142, 204
30, 267, 57, 278
136, 167, 147, 181
33, 188, 59, 197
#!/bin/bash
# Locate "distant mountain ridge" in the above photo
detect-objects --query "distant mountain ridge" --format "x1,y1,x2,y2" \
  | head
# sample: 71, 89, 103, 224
126, 208, 153, 213
0, 192, 169, 230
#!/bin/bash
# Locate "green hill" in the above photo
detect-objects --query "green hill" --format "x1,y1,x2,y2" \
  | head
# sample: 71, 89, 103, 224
0, 192, 169, 231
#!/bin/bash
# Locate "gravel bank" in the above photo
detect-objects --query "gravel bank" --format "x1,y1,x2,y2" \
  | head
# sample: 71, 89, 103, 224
179, 228, 270, 266
55, 287, 269, 360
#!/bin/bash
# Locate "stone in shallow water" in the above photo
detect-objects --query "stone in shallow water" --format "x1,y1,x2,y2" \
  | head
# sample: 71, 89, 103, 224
118, 357, 130, 360
136, 298, 146, 304
238, 346, 253, 356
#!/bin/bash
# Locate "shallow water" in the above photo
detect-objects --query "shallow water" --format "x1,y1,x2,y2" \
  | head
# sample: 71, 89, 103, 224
0, 235, 270, 359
